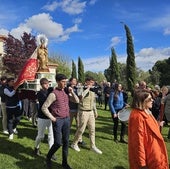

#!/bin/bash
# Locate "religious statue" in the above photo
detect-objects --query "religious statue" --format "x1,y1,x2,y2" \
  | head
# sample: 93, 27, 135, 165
36, 34, 49, 72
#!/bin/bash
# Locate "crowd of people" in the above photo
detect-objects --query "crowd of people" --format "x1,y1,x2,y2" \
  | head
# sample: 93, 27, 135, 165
0, 74, 170, 169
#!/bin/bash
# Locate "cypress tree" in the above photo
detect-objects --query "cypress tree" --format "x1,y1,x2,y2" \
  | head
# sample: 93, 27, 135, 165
124, 24, 136, 95
104, 47, 120, 84
71, 60, 77, 79
110, 47, 120, 83
78, 56, 85, 83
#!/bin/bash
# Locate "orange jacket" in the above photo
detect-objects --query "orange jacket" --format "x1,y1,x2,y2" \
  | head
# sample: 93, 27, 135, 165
128, 109, 169, 169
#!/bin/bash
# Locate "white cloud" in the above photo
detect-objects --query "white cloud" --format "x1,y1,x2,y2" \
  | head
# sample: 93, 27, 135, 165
65, 24, 80, 34
82, 56, 110, 72
148, 14, 170, 28
110, 36, 122, 48
81, 47, 170, 72
144, 13, 170, 36
42, 1, 59, 11
89, 0, 98, 5
136, 47, 170, 70
54, 24, 81, 42
61, 0, 87, 15
0, 28, 9, 36
43, 0, 86, 15
25, 13, 64, 38
10, 24, 32, 40
1, 13, 80, 42
73, 18, 82, 24
164, 28, 170, 35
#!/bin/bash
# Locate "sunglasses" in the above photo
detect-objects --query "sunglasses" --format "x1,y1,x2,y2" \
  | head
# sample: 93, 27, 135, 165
145, 97, 153, 102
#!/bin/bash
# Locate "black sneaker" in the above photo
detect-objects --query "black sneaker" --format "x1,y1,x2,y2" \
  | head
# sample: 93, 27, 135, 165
62, 163, 72, 169
51, 154, 57, 161
32, 125, 37, 128
78, 141, 86, 146
34, 148, 41, 156
46, 158, 52, 169
114, 139, 118, 143
120, 139, 128, 144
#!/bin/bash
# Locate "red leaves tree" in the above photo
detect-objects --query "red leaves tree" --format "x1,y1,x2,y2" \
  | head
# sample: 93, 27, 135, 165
2, 32, 37, 77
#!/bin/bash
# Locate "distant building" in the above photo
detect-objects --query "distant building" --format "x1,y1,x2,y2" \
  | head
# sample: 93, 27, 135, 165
0, 35, 7, 57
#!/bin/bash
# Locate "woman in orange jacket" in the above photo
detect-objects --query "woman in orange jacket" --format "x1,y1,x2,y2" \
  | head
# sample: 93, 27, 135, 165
128, 89, 169, 169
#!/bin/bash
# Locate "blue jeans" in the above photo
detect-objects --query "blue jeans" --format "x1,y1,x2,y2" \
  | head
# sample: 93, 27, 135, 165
47, 117, 70, 164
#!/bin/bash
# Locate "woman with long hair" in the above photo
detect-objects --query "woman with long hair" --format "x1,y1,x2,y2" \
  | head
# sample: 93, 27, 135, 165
109, 83, 127, 143
128, 89, 169, 169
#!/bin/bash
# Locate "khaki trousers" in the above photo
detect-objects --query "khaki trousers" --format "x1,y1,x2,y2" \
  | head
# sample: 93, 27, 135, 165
73, 110, 95, 147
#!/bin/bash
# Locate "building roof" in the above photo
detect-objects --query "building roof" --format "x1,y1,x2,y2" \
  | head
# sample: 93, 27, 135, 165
0, 35, 7, 42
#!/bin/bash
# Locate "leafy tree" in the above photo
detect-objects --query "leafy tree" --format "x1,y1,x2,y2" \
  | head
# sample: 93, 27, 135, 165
149, 66, 160, 85
104, 68, 110, 82
106, 62, 149, 90
96, 72, 106, 84
104, 47, 120, 83
124, 24, 136, 95
49, 54, 71, 78
85, 71, 106, 84
3, 32, 36, 77
136, 68, 150, 83
118, 63, 127, 87
110, 47, 120, 83
151, 58, 170, 86
22, 32, 37, 59
71, 60, 77, 79
78, 57, 85, 83
3, 34, 23, 76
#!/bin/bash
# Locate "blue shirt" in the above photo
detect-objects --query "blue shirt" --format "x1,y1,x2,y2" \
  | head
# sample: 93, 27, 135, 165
109, 91, 125, 114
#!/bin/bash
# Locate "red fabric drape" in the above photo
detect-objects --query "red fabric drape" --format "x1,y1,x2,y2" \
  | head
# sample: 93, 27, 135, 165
14, 48, 38, 89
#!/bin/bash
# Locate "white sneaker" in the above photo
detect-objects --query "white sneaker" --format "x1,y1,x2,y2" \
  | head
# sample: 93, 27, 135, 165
9, 134, 14, 140
71, 144, 80, 152
3, 130, 9, 135
91, 146, 102, 154
13, 128, 18, 134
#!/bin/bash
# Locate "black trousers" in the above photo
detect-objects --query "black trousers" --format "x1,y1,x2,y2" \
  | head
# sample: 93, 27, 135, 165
47, 117, 70, 164
112, 115, 126, 140
6, 106, 21, 135
104, 96, 109, 110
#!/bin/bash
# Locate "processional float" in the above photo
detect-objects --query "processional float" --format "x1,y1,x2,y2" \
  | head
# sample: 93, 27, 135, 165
14, 34, 58, 100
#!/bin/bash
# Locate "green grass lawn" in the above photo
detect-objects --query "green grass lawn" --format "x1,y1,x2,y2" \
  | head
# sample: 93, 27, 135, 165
0, 108, 170, 169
